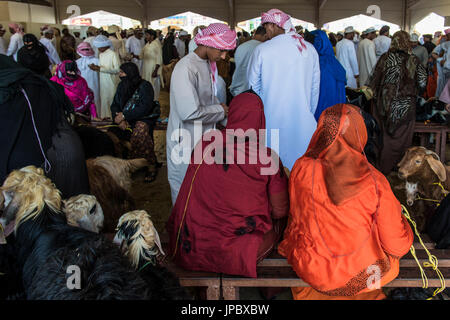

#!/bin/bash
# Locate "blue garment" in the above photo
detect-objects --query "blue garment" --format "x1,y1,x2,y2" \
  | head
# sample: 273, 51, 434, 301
311, 30, 347, 120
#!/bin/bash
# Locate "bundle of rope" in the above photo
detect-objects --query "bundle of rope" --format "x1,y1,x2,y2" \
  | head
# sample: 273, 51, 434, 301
401, 204, 446, 299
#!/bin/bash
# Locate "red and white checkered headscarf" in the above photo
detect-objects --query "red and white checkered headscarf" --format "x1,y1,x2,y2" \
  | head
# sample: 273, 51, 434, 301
77, 42, 95, 57
9, 23, 24, 35
194, 23, 236, 98
261, 8, 306, 53
194, 23, 236, 51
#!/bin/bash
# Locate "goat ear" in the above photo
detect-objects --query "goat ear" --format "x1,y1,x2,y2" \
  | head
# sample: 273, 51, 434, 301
426, 155, 447, 182
425, 149, 440, 160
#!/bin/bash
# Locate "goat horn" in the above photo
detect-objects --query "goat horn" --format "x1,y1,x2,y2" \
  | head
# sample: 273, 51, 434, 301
425, 150, 440, 160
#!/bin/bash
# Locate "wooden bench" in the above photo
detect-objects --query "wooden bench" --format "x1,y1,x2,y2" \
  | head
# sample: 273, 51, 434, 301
108, 231, 449, 300
414, 122, 450, 163
159, 234, 221, 300
163, 261, 221, 300
221, 235, 450, 300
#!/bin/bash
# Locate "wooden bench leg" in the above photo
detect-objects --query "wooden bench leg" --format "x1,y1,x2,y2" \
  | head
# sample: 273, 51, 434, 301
420, 133, 426, 148
441, 131, 447, 163
222, 286, 239, 300
435, 132, 441, 158
206, 285, 220, 300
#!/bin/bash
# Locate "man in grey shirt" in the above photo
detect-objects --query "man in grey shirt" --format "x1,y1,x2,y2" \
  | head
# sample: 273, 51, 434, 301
229, 26, 267, 97
410, 33, 429, 67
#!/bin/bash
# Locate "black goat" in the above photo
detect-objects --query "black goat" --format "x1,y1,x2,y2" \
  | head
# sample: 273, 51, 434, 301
0, 166, 183, 300
114, 210, 192, 300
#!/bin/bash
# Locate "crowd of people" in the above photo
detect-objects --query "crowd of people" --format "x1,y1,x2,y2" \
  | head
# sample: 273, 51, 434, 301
1, 7, 450, 300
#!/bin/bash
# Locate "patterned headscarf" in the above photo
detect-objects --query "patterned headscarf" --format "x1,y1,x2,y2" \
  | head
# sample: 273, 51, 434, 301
54, 60, 80, 82
41, 25, 54, 35
261, 8, 306, 52
77, 41, 95, 57
194, 23, 236, 51
390, 30, 411, 54
194, 23, 236, 97
9, 23, 24, 35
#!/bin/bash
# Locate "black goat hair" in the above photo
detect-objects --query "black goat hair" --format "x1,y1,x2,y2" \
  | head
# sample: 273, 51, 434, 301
10, 205, 179, 300
0, 236, 25, 300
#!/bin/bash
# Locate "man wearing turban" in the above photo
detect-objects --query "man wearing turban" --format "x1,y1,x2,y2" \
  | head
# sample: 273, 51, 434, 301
6, 23, 24, 61
39, 26, 61, 68
247, 8, 320, 170
76, 42, 100, 113
166, 23, 236, 204
89, 35, 120, 118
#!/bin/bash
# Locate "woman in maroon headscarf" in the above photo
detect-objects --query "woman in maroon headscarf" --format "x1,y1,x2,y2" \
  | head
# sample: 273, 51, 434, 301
167, 91, 289, 278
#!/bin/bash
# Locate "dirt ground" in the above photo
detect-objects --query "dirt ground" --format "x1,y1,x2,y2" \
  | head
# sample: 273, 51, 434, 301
130, 89, 171, 233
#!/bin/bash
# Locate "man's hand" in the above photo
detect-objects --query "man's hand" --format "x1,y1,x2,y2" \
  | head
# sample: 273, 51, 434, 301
446, 104, 450, 114
118, 120, 129, 131
89, 64, 100, 72
114, 112, 125, 124
221, 103, 229, 117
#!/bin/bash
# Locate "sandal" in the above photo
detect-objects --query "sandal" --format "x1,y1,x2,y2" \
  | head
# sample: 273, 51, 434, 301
144, 170, 158, 183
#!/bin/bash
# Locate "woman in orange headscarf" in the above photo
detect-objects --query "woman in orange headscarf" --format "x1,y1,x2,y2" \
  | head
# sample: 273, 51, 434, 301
278, 104, 414, 300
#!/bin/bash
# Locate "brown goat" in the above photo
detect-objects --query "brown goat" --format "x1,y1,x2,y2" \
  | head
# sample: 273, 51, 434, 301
396, 147, 450, 231
86, 156, 148, 233
398, 146, 450, 201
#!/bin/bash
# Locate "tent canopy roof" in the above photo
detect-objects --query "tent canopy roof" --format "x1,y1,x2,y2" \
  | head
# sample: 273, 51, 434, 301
53, 0, 450, 30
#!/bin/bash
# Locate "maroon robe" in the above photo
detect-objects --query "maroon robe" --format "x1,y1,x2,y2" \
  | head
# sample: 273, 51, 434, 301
166, 92, 289, 278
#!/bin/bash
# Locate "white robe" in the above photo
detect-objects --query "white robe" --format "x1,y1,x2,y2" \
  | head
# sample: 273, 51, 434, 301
435, 42, 450, 97
98, 49, 120, 119
140, 40, 164, 101
0, 36, 6, 55
166, 52, 225, 204
373, 35, 391, 60
174, 38, 186, 58
216, 75, 227, 105
40, 37, 61, 66
84, 36, 99, 58
230, 39, 261, 96
336, 38, 359, 89
188, 39, 197, 53
109, 36, 125, 61
6, 33, 23, 61
76, 55, 101, 114
125, 36, 144, 72
357, 38, 377, 87
247, 33, 320, 170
